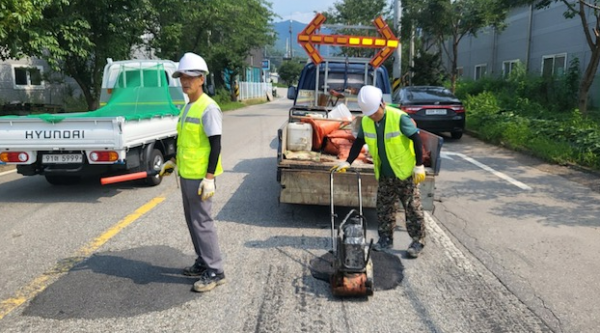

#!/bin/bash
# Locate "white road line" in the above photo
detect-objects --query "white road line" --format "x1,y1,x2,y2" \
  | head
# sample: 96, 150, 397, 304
425, 212, 475, 273
0, 168, 17, 177
442, 151, 532, 191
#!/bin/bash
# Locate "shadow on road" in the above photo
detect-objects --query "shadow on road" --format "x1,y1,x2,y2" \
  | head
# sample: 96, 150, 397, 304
23, 245, 198, 319
0, 173, 145, 203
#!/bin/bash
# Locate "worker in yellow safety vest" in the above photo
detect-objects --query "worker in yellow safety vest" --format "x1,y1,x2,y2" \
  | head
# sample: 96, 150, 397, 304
160, 52, 226, 291
332, 85, 427, 258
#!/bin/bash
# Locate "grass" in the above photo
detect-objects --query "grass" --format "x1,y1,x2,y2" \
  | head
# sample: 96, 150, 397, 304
221, 97, 269, 111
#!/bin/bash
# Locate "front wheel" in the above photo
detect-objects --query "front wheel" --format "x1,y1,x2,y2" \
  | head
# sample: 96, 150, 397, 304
144, 149, 164, 186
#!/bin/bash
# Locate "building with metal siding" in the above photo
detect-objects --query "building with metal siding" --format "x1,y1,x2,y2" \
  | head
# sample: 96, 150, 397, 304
450, 3, 600, 106
244, 48, 266, 83
0, 57, 82, 110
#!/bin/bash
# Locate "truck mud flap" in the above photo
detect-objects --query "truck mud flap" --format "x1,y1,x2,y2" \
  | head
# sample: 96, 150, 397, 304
419, 175, 435, 211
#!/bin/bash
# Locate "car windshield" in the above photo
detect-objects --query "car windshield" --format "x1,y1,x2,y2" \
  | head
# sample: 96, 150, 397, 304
403, 87, 460, 103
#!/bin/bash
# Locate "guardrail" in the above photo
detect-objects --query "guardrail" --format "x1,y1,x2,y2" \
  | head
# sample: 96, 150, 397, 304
238, 82, 273, 101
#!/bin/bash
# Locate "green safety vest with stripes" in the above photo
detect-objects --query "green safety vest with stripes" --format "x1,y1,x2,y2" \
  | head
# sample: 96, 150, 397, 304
176, 93, 223, 179
362, 106, 415, 180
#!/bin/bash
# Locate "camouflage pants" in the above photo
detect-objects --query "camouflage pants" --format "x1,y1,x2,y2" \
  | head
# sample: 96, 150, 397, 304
376, 176, 425, 243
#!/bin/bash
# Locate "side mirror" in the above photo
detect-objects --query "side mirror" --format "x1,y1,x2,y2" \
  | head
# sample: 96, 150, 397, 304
287, 86, 297, 100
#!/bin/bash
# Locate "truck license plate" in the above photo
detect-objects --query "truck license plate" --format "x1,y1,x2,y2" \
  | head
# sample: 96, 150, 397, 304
42, 154, 83, 164
425, 109, 447, 115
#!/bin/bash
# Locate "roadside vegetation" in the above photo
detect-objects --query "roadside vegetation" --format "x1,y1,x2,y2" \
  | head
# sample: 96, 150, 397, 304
453, 61, 600, 171
0, 0, 276, 111
220, 99, 267, 112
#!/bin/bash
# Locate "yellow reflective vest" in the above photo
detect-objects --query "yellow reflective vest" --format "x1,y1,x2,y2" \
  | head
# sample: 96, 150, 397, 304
176, 93, 223, 179
362, 106, 415, 180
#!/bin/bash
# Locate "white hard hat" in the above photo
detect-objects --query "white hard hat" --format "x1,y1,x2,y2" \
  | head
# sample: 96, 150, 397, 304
357, 85, 383, 116
172, 52, 209, 78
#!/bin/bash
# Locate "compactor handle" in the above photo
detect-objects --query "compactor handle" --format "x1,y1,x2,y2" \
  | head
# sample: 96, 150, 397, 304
330, 168, 364, 252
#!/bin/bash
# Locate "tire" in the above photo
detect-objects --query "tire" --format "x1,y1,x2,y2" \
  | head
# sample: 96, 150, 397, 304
45, 175, 81, 185
144, 148, 164, 186
451, 131, 463, 139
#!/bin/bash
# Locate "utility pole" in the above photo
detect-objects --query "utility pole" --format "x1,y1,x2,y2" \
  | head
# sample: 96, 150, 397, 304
409, 22, 414, 86
289, 20, 293, 59
393, 0, 402, 93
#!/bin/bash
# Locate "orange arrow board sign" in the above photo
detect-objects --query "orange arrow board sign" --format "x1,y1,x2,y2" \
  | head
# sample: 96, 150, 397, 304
297, 13, 400, 67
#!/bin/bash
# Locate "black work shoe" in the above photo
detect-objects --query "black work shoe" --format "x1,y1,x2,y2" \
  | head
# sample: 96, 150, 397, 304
372, 236, 393, 251
182, 263, 207, 276
407, 241, 424, 258
193, 270, 227, 292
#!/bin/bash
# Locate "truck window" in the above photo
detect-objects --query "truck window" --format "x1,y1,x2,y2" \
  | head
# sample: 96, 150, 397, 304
116, 69, 169, 88
319, 72, 373, 93
142, 70, 170, 87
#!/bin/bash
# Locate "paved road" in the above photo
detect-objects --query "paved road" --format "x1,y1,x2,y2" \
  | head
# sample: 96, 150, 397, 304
434, 135, 600, 333
0, 92, 596, 332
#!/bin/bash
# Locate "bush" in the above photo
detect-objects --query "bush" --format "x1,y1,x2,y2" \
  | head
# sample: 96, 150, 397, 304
461, 63, 600, 171
63, 94, 88, 113
212, 88, 233, 105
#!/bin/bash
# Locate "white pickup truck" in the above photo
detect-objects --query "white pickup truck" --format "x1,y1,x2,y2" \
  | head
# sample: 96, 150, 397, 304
0, 59, 185, 185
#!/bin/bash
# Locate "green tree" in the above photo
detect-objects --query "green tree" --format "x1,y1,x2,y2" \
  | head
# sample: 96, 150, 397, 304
326, 0, 389, 24
1, 0, 275, 110
532, 0, 600, 114
0, 0, 54, 60
278, 60, 304, 85
148, 0, 276, 88
1, 0, 153, 110
404, 0, 527, 92
324, 0, 391, 58
410, 51, 447, 86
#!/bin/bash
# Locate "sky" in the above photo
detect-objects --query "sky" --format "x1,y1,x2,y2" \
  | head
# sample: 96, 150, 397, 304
269, 0, 338, 24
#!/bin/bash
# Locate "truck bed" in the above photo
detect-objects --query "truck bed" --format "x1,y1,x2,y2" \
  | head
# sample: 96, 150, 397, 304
0, 115, 178, 151
277, 115, 443, 210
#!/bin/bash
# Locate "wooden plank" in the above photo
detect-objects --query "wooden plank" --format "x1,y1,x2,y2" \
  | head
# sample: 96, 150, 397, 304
279, 169, 435, 211
280, 169, 377, 208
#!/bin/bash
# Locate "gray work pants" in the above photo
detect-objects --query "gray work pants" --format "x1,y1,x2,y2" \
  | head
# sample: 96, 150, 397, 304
180, 177, 224, 273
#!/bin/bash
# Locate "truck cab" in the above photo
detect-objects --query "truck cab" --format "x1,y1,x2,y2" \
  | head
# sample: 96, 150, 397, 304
99, 59, 188, 109
287, 57, 392, 110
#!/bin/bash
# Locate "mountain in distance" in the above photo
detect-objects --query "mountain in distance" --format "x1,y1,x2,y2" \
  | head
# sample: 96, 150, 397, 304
271, 20, 337, 59
272, 20, 306, 57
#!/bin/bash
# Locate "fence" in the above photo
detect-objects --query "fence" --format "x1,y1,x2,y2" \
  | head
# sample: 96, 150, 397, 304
238, 81, 273, 101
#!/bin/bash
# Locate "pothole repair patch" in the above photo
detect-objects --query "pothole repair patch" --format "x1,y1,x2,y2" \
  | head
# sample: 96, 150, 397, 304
309, 251, 404, 291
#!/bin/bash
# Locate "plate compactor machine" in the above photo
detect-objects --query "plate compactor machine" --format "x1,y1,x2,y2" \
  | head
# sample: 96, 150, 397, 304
329, 169, 374, 297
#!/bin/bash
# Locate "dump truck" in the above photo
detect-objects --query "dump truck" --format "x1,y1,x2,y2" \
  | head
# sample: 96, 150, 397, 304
276, 14, 443, 210
0, 59, 185, 186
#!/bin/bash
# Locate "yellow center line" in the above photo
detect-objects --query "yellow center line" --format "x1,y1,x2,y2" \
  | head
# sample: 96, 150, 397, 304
0, 195, 169, 320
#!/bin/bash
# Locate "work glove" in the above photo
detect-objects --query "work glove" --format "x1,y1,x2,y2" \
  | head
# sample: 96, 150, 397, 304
198, 178, 215, 201
412, 165, 426, 184
330, 161, 351, 173
159, 159, 176, 177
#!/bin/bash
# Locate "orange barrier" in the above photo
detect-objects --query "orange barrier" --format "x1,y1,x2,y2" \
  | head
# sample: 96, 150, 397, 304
101, 171, 156, 185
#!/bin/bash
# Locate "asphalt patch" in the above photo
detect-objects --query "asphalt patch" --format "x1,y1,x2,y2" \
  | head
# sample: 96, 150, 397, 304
23, 245, 198, 319
309, 251, 404, 291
